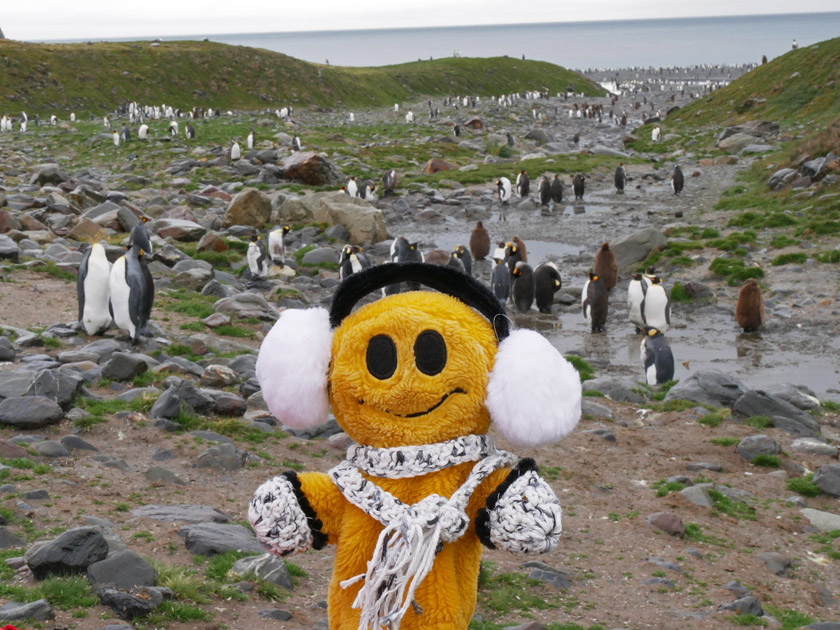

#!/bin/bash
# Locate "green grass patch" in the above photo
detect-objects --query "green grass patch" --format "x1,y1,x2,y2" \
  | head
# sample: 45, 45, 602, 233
709, 257, 764, 286
205, 550, 259, 581
669, 282, 692, 302
763, 606, 816, 630
751, 454, 781, 467
477, 561, 553, 616
152, 601, 212, 622
582, 390, 604, 398
709, 437, 739, 447
731, 613, 767, 626
698, 410, 729, 427
565, 355, 594, 381
815, 249, 840, 264
651, 380, 678, 401
708, 489, 756, 520
651, 479, 687, 497
683, 523, 731, 547
72, 414, 109, 431
744, 415, 773, 430
771, 252, 807, 266
786, 474, 823, 497
770, 235, 800, 249
165, 299, 215, 319
214, 325, 255, 338
0, 576, 97, 610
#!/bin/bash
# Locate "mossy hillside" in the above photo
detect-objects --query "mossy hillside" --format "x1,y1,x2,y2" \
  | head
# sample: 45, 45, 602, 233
0, 39, 604, 113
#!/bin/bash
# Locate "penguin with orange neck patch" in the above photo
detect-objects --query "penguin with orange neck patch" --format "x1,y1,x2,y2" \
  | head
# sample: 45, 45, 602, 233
250, 263, 581, 630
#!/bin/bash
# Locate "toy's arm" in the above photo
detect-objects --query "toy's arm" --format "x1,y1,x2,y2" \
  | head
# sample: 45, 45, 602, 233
474, 458, 562, 554
249, 470, 343, 556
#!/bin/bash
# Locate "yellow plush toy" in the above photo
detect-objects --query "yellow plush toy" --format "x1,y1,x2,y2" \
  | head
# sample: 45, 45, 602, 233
250, 263, 582, 630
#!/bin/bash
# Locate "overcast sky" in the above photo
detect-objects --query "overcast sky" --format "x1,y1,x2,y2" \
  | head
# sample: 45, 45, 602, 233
6, 0, 838, 41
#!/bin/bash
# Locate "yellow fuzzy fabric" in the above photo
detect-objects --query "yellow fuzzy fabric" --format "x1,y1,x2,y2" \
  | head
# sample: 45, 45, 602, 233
293, 292, 510, 630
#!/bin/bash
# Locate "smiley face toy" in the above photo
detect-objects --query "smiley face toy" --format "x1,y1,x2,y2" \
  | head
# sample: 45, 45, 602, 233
250, 263, 582, 630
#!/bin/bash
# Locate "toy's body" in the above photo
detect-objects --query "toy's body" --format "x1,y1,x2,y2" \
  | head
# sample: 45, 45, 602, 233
251, 264, 581, 630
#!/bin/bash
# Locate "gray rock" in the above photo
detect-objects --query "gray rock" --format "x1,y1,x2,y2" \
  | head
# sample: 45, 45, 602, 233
758, 551, 792, 576
80, 338, 124, 362
800, 508, 840, 533
718, 132, 759, 153
812, 463, 840, 498
23, 368, 85, 409
30, 163, 69, 186
768, 167, 797, 190
611, 228, 667, 271
275, 191, 387, 245
173, 267, 214, 291
154, 218, 207, 241
0, 234, 21, 262
805, 623, 840, 630
583, 377, 645, 403
199, 365, 238, 387
101, 352, 150, 381
214, 392, 247, 417
0, 396, 64, 428
132, 504, 231, 523
580, 400, 613, 420
664, 369, 746, 408
0, 526, 25, 549
645, 556, 683, 574
231, 553, 293, 589
679, 486, 713, 507
324, 224, 349, 241
24, 527, 109, 578
524, 129, 555, 144
801, 157, 827, 178
301, 246, 340, 265
646, 512, 684, 537
718, 596, 763, 616
0, 371, 35, 398
87, 549, 157, 589
177, 523, 264, 555
791, 438, 838, 457
144, 466, 186, 485
732, 390, 820, 437
0, 336, 14, 361
98, 586, 169, 619
61, 434, 99, 451
34, 440, 69, 457
765, 383, 821, 410
528, 567, 572, 589
190, 430, 233, 444
0, 598, 53, 622
196, 442, 247, 471
735, 435, 780, 461
149, 387, 181, 419
214, 292, 279, 321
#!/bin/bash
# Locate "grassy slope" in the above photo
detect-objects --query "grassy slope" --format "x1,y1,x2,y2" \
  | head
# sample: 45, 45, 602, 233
668, 36, 840, 130
0, 39, 604, 113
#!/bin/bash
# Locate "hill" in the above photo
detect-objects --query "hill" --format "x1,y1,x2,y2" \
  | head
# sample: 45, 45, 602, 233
0, 39, 604, 113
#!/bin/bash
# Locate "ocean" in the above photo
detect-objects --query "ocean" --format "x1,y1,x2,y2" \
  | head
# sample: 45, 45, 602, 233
59, 12, 840, 70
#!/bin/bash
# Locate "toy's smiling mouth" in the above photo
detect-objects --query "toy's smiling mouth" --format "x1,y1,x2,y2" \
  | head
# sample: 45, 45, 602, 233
360, 388, 466, 418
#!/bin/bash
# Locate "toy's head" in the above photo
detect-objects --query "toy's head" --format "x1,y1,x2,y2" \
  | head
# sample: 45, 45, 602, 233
256, 263, 581, 448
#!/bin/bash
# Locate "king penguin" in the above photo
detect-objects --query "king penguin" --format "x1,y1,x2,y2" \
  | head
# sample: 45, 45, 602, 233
497, 177, 512, 204
671, 164, 684, 196
382, 169, 397, 197
247, 233, 269, 279
550, 175, 564, 204
641, 327, 675, 385
641, 275, 671, 333
511, 262, 535, 313
735, 278, 765, 332
77, 242, 112, 336
452, 245, 472, 276
120, 124, 130, 144
230, 141, 241, 162
469, 221, 490, 260
538, 176, 551, 206
138, 124, 149, 140
615, 163, 626, 194
247, 129, 255, 150
491, 257, 511, 305
534, 261, 562, 313
346, 177, 358, 198
267, 224, 291, 267
185, 122, 195, 139
109, 244, 154, 343
582, 271, 608, 332
504, 241, 523, 278
627, 272, 648, 333
128, 217, 153, 256
592, 242, 618, 291
112, 129, 120, 146
516, 170, 530, 198
338, 244, 371, 280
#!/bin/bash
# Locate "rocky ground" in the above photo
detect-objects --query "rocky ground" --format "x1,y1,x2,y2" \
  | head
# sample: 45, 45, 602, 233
0, 64, 839, 630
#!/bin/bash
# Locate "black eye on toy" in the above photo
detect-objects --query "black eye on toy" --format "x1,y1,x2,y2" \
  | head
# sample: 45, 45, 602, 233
414, 330, 447, 376
366, 334, 397, 380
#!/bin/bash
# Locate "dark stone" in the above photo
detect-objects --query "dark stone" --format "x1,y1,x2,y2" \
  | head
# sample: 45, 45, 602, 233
231, 554, 293, 589
0, 396, 64, 428
718, 596, 763, 616
149, 387, 181, 419
0, 526, 25, 549
101, 353, 150, 381
177, 523, 264, 555
131, 504, 231, 523
24, 368, 84, 409
25, 527, 109, 578
259, 609, 293, 620
87, 549, 157, 589
196, 442, 247, 471
0, 598, 54, 622
664, 369, 747, 408
733, 390, 820, 437
736, 435, 781, 461
144, 466, 186, 485
60, 435, 99, 451
812, 463, 840, 498
758, 551, 792, 576
97, 586, 168, 619
213, 392, 247, 416
646, 512, 685, 537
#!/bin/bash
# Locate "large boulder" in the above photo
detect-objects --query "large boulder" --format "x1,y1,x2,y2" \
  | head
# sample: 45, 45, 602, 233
0, 234, 21, 262
25, 527, 109, 578
718, 133, 759, 154
275, 192, 387, 245
30, 164, 69, 187
281, 151, 344, 186
153, 218, 206, 242
0, 396, 64, 428
664, 369, 746, 408
611, 228, 667, 271
424, 158, 454, 174
222, 188, 272, 228
732, 390, 820, 437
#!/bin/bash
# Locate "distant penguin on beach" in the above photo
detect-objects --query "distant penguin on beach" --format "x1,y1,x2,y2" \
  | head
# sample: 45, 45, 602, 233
112, 129, 120, 146
516, 170, 530, 198
627, 273, 648, 333
230, 141, 241, 161
268, 224, 291, 267
497, 177, 512, 204
671, 164, 684, 195
641, 327, 675, 385
138, 124, 149, 140
185, 123, 195, 139
582, 271, 608, 333
534, 262, 562, 313
109, 244, 154, 343
551, 175, 564, 204
120, 125, 130, 143
491, 257, 510, 305
641, 276, 670, 333
247, 129, 255, 149
77, 243, 112, 336
452, 245, 472, 276
247, 234, 268, 280
614, 163, 626, 194
168, 120, 178, 136
573, 174, 585, 201
469, 221, 490, 260
538, 176, 551, 206
382, 169, 397, 196
511, 235, 528, 263
346, 176, 358, 198
735, 278, 765, 332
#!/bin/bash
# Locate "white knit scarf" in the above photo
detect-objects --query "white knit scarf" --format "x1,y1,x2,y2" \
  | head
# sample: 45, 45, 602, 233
328, 434, 517, 630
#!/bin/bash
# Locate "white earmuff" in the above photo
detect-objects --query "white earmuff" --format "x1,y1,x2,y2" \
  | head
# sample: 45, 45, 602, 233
485, 329, 582, 447
256, 307, 333, 429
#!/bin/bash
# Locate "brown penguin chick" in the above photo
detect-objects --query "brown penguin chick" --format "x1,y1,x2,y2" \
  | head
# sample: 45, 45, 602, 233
469, 221, 491, 260
735, 278, 765, 332
425, 249, 450, 266
592, 242, 618, 291
511, 235, 528, 262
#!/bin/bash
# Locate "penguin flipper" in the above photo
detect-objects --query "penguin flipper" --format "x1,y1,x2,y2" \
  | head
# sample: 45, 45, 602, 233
665, 298, 671, 326
582, 298, 591, 320
76, 254, 89, 324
